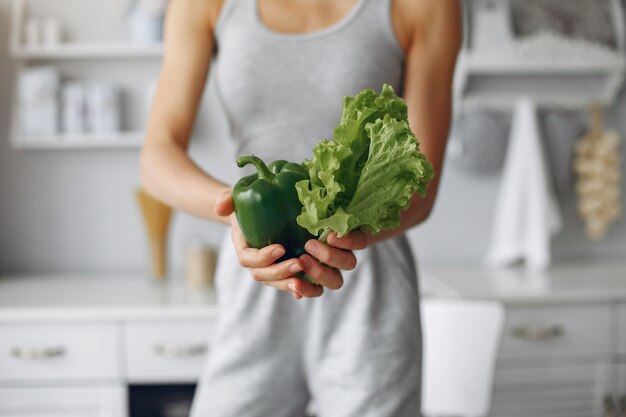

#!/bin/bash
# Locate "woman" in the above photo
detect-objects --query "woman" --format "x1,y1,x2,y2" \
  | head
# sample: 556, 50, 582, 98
141, 0, 460, 415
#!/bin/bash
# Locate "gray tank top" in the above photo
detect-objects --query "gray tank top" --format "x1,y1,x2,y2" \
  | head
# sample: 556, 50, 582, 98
191, 9, 420, 413
213, 0, 405, 163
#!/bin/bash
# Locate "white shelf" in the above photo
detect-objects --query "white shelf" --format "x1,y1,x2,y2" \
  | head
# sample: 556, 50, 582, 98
459, 94, 612, 111
455, 49, 626, 110
7, 1, 159, 152
12, 131, 145, 150
10, 42, 164, 60
461, 52, 626, 75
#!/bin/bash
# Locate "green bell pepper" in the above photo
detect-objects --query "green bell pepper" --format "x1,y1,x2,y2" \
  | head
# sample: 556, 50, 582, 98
233, 155, 315, 282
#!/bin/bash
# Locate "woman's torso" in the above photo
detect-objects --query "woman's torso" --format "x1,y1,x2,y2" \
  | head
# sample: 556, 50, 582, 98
209, 0, 418, 300
191, 7, 422, 413
212, 0, 406, 163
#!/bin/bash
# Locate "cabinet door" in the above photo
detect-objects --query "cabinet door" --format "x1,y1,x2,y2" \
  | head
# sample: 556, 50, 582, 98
124, 319, 214, 383
490, 362, 611, 417
500, 304, 611, 359
0, 385, 127, 417
0, 322, 121, 382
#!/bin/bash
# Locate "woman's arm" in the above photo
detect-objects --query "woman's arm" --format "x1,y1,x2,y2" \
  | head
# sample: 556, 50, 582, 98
147, 0, 317, 298
284, 0, 462, 290
368, 0, 462, 244
140, 0, 230, 224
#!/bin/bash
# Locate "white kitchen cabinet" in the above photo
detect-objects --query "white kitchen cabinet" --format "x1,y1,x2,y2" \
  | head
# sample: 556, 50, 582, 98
124, 320, 214, 384
2, 268, 626, 417
0, 322, 122, 382
0, 385, 127, 417
427, 265, 626, 417
499, 304, 611, 359
487, 304, 613, 417
491, 363, 611, 417
0, 275, 217, 417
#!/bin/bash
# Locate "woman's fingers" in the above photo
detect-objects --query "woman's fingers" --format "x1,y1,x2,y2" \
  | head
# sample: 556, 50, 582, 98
263, 277, 324, 298
214, 191, 234, 217
231, 220, 286, 268
248, 259, 303, 282
299, 254, 344, 290
238, 243, 286, 269
304, 239, 357, 271
230, 213, 350, 297
327, 231, 369, 251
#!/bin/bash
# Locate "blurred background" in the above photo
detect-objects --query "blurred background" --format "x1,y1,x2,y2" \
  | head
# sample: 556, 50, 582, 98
0, 0, 625, 417
0, 1, 623, 277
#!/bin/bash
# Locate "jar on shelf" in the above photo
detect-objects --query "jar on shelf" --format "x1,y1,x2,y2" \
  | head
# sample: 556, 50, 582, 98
61, 82, 87, 134
18, 66, 60, 137
126, 0, 168, 43
184, 237, 218, 290
88, 82, 122, 134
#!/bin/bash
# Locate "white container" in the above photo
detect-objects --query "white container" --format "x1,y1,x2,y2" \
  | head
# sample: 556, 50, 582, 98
472, 0, 513, 52
87, 82, 122, 134
18, 67, 60, 137
61, 82, 87, 134
184, 240, 217, 289
42, 18, 62, 47
127, 5, 164, 43
24, 19, 40, 47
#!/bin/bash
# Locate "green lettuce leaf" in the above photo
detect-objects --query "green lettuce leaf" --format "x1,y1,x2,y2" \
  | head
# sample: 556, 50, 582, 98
305, 84, 409, 205
296, 85, 434, 239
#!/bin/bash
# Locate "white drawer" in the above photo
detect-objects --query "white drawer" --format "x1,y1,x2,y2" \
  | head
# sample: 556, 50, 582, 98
0, 322, 122, 382
124, 320, 214, 383
499, 304, 611, 359
0, 384, 127, 417
490, 363, 610, 417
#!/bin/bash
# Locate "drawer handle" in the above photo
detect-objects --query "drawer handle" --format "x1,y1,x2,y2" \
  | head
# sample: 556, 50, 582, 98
10, 346, 66, 360
153, 343, 207, 358
510, 324, 564, 341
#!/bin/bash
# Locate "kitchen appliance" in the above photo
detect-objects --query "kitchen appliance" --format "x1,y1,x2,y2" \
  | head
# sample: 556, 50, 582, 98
129, 384, 196, 417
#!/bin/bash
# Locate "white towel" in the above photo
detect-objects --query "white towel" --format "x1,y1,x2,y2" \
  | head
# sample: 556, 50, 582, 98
485, 97, 562, 270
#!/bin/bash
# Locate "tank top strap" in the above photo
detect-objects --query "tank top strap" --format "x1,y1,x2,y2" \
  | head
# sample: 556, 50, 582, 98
375, 0, 404, 57
214, 0, 245, 41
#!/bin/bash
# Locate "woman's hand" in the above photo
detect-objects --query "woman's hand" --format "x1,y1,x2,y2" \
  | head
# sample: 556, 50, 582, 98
300, 231, 369, 292
215, 192, 322, 299
215, 192, 369, 299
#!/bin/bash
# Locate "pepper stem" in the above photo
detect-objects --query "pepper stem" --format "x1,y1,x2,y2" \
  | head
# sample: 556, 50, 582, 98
236, 155, 274, 181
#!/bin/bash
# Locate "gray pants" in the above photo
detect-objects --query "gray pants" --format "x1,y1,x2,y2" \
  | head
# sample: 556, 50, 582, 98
190, 233, 421, 417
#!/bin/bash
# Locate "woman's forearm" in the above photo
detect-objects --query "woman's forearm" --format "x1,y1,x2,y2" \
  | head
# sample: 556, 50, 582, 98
365, 1, 461, 247
139, 0, 226, 222
140, 135, 231, 224
366, 188, 437, 245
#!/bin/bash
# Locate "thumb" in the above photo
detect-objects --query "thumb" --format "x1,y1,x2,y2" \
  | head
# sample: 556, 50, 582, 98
214, 190, 234, 217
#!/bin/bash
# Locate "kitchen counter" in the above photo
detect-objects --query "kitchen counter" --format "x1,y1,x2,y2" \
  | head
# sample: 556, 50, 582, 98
2, 264, 626, 417
0, 274, 217, 322
423, 262, 626, 306
1, 262, 625, 320
0, 275, 218, 415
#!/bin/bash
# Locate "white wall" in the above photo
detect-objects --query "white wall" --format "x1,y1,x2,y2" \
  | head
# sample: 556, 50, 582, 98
0, 0, 237, 279
0, 0, 625, 278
